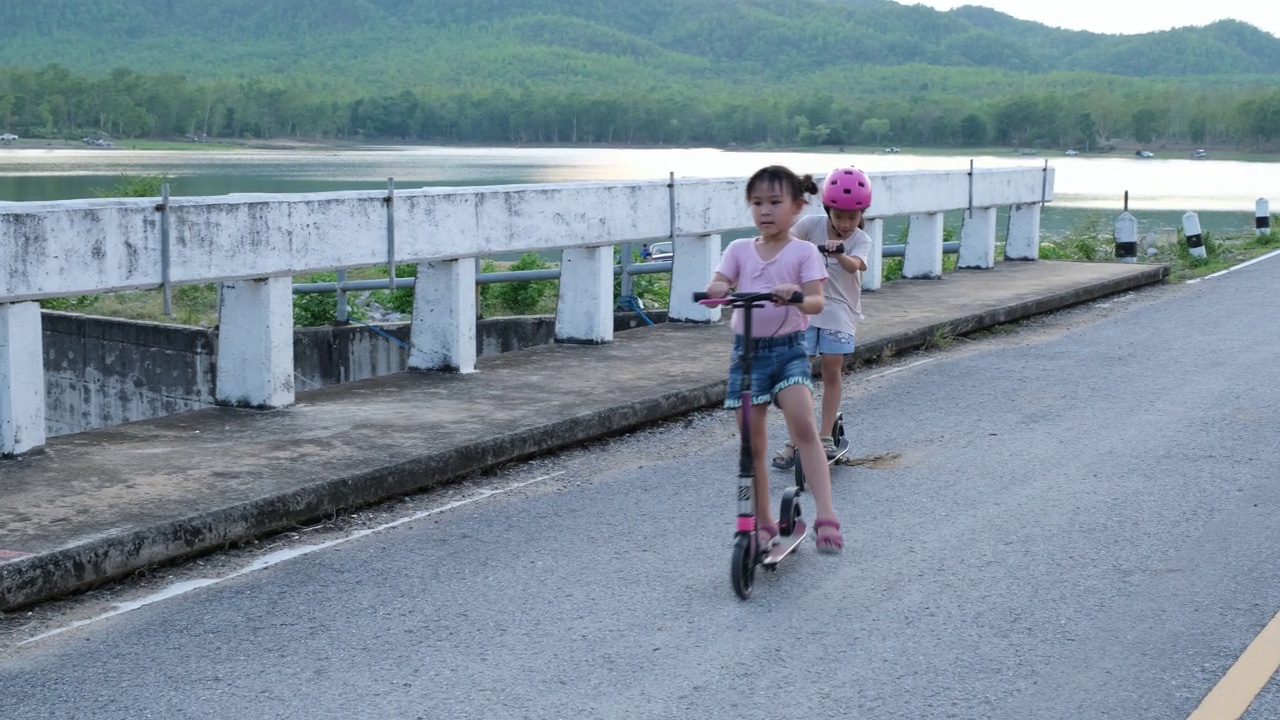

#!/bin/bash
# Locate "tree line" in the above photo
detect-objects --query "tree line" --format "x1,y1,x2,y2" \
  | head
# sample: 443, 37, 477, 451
2, 64, 1278, 150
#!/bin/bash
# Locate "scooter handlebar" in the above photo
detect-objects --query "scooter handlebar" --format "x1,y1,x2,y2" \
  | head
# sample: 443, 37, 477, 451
693, 291, 804, 306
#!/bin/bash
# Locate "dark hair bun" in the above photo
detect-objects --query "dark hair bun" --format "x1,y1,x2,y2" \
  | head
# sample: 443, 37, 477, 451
744, 165, 818, 202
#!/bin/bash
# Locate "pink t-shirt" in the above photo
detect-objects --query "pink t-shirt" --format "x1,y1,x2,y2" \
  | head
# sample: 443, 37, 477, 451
715, 237, 827, 337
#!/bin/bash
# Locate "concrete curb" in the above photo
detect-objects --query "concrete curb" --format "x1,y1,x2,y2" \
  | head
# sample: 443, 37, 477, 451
0, 263, 1169, 611
0, 381, 727, 611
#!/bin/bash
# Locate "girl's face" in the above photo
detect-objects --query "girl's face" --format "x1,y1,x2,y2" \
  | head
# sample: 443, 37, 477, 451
827, 208, 863, 238
748, 181, 804, 237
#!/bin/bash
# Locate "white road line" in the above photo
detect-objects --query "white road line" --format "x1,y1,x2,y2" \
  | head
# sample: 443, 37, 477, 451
862, 358, 938, 381
1187, 247, 1280, 284
18, 471, 566, 646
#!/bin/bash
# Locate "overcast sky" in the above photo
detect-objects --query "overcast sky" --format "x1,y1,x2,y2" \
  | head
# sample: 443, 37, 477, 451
913, 1, 1280, 38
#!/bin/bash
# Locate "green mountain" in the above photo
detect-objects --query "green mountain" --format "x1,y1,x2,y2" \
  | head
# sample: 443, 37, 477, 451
2, 1, 1278, 149
2, 0, 1278, 89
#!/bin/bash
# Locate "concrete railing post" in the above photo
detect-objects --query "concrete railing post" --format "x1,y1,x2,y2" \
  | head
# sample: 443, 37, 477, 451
0, 302, 46, 456
903, 212, 944, 279
215, 277, 295, 408
555, 246, 613, 344
409, 260, 477, 373
1182, 211, 1207, 258
668, 234, 722, 323
862, 219, 885, 291
1114, 212, 1138, 264
1005, 203, 1042, 261
957, 207, 998, 269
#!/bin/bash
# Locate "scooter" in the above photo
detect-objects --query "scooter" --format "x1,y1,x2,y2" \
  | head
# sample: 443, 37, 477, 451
794, 413, 850, 488
694, 289, 809, 600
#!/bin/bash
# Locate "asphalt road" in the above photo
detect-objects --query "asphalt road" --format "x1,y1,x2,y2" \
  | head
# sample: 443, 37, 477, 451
2, 256, 1278, 719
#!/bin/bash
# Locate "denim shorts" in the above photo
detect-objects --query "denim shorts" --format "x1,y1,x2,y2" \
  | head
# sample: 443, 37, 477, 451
724, 332, 813, 408
804, 326, 856, 356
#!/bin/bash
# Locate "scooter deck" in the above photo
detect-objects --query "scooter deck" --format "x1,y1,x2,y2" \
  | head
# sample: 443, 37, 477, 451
762, 519, 808, 567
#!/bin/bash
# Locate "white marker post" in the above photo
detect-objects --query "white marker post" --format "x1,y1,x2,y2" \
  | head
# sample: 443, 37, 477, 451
1114, 212, 1138, 263
1257, 198, 1271, 237
1183, 211, 1206, 259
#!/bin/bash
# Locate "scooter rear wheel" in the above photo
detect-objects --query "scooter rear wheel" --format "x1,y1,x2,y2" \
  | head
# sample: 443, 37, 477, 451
730, 534, 755, 600
778, 487, 802, 537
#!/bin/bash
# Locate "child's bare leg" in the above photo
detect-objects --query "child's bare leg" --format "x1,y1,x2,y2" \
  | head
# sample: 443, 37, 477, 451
818, 353, 844, 437
776, 385, 836, 521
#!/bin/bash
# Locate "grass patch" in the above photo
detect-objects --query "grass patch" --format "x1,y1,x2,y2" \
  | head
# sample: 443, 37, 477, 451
1154, 228, 1280, 281
116, 139, 240, 151
40, 285, 220, 327
480, 253, 559, 317
1034, 212, 1279, 282
921, 323, 957, 350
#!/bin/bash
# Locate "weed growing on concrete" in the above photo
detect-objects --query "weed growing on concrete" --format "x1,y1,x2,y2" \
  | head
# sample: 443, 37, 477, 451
971, 321, 1024, 338
922, 323, 956, 350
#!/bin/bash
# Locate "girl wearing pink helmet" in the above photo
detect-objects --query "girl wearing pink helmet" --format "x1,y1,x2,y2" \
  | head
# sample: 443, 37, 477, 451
773, 166, 873, 469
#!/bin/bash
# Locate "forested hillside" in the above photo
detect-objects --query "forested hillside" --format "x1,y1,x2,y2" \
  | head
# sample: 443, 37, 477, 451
1, 0, 1278, 150
4, 0, 1280, 80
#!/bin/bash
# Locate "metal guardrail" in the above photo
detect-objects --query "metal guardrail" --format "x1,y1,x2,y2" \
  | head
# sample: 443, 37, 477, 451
292, 260, 676, 294
290, 243, 963, 295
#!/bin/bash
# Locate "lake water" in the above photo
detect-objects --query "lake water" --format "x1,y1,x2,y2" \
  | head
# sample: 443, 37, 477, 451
1, 144, 1275, 239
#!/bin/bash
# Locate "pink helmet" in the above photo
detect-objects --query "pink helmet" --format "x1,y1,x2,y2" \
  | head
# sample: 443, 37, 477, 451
822, 167, 872, 211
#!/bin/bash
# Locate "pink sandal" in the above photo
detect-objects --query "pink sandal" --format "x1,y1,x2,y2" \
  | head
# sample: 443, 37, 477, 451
813, 518, 844, 554
756, 521, 779, 552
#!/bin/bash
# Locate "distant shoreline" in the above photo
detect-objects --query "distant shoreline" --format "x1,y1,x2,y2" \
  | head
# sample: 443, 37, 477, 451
2, 136, 1276, 164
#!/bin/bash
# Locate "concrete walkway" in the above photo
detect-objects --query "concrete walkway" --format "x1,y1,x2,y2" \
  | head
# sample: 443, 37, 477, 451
0, 261, 1167, 610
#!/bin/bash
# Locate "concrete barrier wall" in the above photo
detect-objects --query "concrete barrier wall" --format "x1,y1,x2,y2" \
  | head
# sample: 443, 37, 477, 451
42, 313, 216, 436
1, 168, 1054, 303
41, 310, 669, 436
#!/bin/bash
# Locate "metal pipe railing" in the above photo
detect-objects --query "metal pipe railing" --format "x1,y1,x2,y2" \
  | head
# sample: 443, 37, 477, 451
288, 245, 969, 295
293, 260, 677, 293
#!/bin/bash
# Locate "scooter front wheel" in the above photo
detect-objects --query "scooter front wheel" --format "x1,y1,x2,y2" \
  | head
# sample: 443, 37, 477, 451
730, 534, 755, 600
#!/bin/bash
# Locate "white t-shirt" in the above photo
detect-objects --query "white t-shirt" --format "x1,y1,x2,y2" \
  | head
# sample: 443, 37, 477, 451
791, 214, 872, 331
